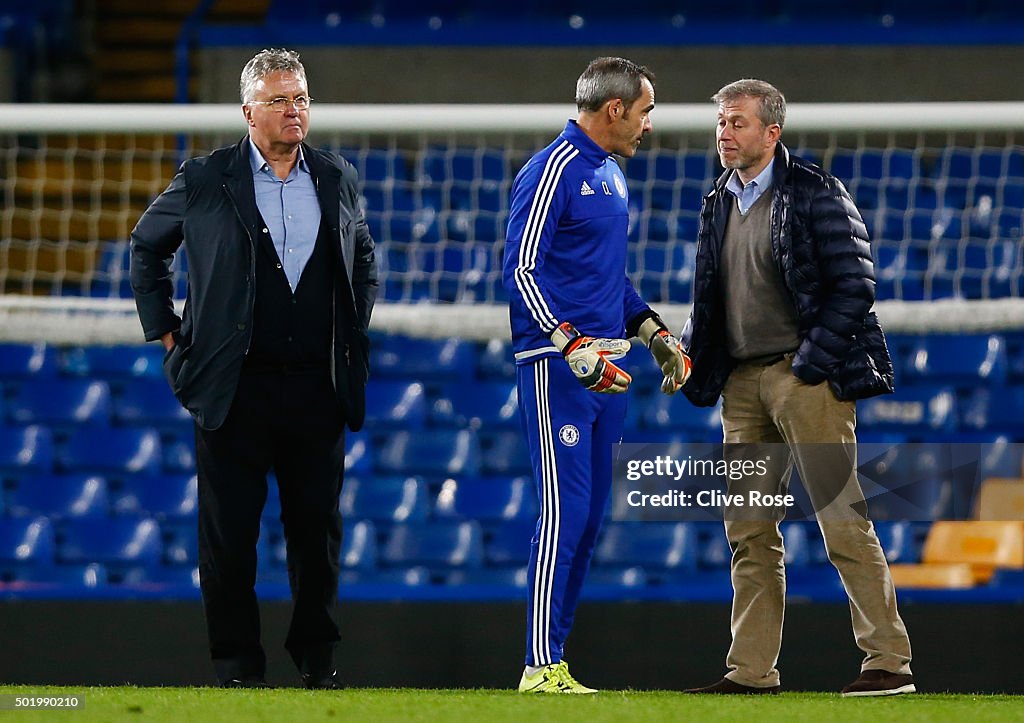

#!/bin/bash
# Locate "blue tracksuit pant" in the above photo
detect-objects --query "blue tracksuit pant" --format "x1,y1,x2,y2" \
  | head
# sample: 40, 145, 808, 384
518, 356, 626, 666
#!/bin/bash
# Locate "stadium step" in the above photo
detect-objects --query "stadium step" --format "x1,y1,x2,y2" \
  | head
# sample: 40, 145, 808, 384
95, 50, 178, 76
93, 0, 270, 103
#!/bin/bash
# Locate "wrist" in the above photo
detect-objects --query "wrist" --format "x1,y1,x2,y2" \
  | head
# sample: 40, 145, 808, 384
637, 316, 668, 348
550, 321, 582, 355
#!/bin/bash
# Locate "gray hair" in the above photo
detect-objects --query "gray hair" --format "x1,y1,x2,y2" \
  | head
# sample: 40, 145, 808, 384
239, 48, 306, 103
712, 79, 786, 129
575, 57, 655, 113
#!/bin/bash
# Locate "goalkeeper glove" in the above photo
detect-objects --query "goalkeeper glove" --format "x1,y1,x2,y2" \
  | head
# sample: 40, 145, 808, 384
637, 316, 692, 395
550, 321, 632, 393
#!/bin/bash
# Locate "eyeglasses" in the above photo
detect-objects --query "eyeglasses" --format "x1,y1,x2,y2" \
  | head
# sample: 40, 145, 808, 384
248, 96, 313, 112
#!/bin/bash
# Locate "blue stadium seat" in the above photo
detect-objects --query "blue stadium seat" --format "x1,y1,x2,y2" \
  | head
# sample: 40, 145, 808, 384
16, 562, 109, 587
0, 343, 58, 378
0, 516, 56, 572
779, 521, 812, 568
161, 519, 197, 566
161, 430, 195, 473
860, 443, 951, 520
376, 430, 481, 476
623, 150, 660, 183
433, 476, 537, 524
381, 521, 484, 569
978, 438, 1024, 479
478, 431, 531, 476
485, 520, 536, 567
416, 146, 449, 186
682, 152, 719, 186
594, 522, 697, 572
347, 566, 432, 587
445, 566, 528, 587
364, 380, 427, 429
903, 334, 1007, 386
340, 519, 378, 570
89, 240, 133, 299
873, 520, 918, 564
338, 475, 430, 524
265, 519, 378, 572
126, 564, 200, 589
960, 387, 1024, 437
7, 379, 112, 429
988, 569, 1024, 589
641, 394, 721, 439
828, 150, 855, 185
586, 566, 650, 587
1003, 332, 1024, 382
0, 425, 54, 474
112, 474, 197, 519
359, 148, 409, 183
57, 517, 162, 568
112, 380, 192, 430
8, 474, 109, 518
57, 427, 162, 476
371, 336, 477, 381
478, 339, 515, 380
431, 381, 518, 429
345, 431, 373, 476
61, 345, 167, 380
883, 332, 918, 377
874, 242, 906, 300
697, 521, 819, 569
857, 385, 958, 438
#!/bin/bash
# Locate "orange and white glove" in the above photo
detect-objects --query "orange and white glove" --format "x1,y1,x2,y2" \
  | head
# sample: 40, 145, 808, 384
550, 321, 632, 393
638, 316, 692, 395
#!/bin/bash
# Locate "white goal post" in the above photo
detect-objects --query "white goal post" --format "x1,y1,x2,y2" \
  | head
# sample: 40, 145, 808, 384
1, 102, 1023, 345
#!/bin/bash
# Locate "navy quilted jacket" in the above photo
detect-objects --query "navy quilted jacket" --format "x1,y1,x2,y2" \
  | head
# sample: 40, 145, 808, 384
681, 143, 894, 407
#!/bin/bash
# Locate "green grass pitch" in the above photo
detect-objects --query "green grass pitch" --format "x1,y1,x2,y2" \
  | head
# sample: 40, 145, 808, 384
0, 686, 1020, 722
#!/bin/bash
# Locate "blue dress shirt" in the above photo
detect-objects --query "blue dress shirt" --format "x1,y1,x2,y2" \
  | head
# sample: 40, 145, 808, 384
726, 159, 775, 215
249, 141, 322, 292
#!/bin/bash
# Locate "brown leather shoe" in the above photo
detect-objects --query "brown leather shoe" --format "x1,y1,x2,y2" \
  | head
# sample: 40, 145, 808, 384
841, 669, 916, 697
685, 677, 780, 695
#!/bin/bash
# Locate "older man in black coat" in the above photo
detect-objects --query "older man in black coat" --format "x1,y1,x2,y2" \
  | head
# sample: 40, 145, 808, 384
131, 48, 377, 689
680, 79, 913, 698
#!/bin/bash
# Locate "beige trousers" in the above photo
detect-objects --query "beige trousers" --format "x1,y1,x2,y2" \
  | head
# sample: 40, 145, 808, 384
719, 355, 912, 688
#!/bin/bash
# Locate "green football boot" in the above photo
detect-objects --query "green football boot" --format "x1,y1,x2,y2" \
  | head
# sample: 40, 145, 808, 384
518, 661, 597, 694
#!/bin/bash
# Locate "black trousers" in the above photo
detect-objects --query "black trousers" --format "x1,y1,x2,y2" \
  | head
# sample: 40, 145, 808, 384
194, 368, 346, 683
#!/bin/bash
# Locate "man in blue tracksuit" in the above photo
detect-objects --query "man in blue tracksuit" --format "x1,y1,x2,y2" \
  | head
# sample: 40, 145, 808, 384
503, 57, 692, 694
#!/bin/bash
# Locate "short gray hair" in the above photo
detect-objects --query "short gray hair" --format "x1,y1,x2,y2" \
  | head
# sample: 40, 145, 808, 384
575, 57, 655, 113
712, 79, 786, 129
239, 48, 306, 103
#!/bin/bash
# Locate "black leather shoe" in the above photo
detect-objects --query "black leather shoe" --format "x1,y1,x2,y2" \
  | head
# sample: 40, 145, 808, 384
221, 677, 273, 689
302, 670, 343, 690
841, 669, 915, 697
685, 677, 780, 695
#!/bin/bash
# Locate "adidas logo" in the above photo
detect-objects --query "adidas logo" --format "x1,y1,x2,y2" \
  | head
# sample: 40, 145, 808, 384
580, 181, 595, 196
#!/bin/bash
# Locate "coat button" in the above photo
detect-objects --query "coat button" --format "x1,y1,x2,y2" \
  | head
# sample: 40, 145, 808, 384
262, 227, 269, 233
237, 323, 246, 330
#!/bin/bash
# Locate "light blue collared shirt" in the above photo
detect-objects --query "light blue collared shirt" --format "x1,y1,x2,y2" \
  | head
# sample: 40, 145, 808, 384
249, 141, 322, 292
726, 159, 774, 215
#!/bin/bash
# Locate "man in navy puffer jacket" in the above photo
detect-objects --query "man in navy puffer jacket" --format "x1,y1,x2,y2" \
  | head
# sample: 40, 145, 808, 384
681, 79, 914, 698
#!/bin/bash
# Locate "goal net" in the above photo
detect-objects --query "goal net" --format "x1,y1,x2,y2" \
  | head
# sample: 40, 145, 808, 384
1, 102, 1023, 344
